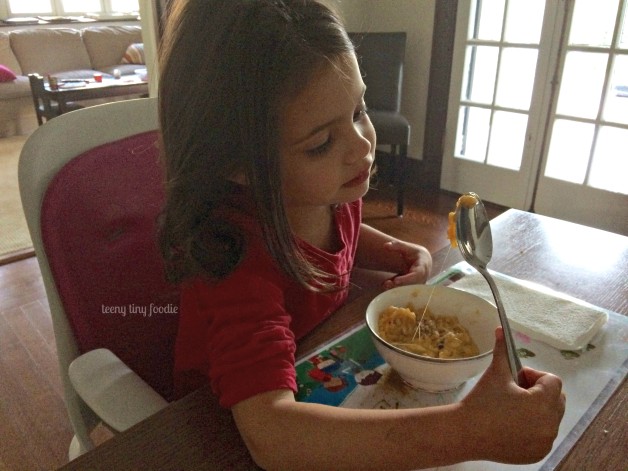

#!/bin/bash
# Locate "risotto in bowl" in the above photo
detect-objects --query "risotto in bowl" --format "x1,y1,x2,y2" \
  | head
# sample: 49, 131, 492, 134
365, 284, 500, 392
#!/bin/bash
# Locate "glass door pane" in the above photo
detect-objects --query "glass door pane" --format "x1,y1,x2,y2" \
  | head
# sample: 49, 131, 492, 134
605, 55, 628, 123
486, 111, 528, 169
544, 120, 594, 183
472, 0, 505, 41
462, 46, 499, 103
504, 0, 545, 43
589, 126, 628, 193
569, 0, 618, 46
556, 52, 607, 118
455, 106, 491, 162
495, 47, 538, 109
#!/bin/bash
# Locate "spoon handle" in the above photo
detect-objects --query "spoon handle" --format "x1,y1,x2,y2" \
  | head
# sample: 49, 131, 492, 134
476, 266, 526, 387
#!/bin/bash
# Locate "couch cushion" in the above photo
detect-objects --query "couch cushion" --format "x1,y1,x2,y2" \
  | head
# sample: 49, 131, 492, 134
0, 32, 22, 74
0, 64, 17, 82
10, 28, 92, 75
82, 25, 143, 70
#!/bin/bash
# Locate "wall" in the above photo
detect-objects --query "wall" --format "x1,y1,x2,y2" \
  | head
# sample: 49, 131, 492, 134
332, 0, 435, 160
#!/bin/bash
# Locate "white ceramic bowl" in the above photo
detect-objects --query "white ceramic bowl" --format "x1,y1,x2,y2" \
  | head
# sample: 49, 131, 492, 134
365, 284, 500, 392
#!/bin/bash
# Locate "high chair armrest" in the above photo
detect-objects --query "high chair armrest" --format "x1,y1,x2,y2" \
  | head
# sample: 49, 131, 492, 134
68, 348, 168, 432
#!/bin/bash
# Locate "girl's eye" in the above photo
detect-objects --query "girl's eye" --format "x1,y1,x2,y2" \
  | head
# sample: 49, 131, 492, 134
305, 105, 368, 156
353, 105, 369, 122
306, 137, 332, 156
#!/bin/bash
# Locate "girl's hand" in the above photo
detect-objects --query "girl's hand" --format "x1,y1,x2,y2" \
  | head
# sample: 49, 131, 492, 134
462, 328, 566, 464
382, 240, 432, 289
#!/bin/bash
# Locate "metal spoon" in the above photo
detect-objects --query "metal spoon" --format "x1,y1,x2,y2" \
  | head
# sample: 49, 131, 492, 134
455, 192, 526, 387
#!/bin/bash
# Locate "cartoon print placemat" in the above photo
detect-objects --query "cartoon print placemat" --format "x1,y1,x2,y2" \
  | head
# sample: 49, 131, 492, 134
295, 263, 628, 470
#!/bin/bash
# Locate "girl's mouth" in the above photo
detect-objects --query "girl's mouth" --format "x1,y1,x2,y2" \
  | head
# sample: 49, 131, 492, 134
343, 169, 370, 188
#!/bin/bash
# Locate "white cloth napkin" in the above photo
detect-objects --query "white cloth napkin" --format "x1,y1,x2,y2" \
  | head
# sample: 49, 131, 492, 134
450, 271, 609, 351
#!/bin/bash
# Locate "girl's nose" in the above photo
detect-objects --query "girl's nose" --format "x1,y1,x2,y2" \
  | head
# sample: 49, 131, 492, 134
346, 125, 374, 163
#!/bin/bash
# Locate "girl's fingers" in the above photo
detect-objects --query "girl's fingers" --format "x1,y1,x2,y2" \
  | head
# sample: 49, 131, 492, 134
382, 269, 429, 288
382, 241, 431, 287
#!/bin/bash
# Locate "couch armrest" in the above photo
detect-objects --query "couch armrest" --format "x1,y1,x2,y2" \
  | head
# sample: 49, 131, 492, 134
68, 348, 168, 432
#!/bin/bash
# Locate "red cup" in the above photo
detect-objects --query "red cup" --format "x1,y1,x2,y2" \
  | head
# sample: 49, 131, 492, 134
94, 73, 103, 83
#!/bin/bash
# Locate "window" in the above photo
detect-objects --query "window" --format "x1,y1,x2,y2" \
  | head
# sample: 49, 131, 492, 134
110, 0, 138, 12
60, 0, 102, 14
5, 0, 139, 16
8, 0, 52, 14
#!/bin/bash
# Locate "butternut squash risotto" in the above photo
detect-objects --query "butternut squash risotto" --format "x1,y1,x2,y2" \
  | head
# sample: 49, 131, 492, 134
378, 306, 480, 359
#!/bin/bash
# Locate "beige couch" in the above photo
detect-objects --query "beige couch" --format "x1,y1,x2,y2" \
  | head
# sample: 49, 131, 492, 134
0, 25, 143, 137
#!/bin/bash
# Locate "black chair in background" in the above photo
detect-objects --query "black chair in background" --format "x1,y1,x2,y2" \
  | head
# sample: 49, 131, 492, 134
28, 73, 83, 125
350, 32, 410, 216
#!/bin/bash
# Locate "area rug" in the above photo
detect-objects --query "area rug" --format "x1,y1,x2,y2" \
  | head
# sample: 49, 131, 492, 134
0, 135, 34, 264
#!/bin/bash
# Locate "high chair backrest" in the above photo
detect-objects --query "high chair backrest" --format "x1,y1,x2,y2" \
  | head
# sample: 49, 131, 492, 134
19, 98, 179, 405
41, 129, 179, 398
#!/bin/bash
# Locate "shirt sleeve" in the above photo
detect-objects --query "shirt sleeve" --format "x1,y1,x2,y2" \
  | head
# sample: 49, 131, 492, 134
184, 247, 297, 408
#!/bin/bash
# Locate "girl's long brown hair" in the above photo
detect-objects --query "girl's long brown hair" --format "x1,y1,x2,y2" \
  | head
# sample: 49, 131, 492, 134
158, 0, 354, 286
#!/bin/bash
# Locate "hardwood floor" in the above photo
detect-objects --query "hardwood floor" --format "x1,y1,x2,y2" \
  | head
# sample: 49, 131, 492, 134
0, 257, 73, 471
0, 184, 504, 470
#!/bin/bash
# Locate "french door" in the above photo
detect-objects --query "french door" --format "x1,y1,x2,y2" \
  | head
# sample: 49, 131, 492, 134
441, 0, 628, 235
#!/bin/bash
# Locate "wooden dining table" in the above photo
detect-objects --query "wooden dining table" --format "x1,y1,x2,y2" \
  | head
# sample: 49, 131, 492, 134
58, 209, 627, 471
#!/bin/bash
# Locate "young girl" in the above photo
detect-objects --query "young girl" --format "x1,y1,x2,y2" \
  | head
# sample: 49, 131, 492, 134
158, 1, 565, 470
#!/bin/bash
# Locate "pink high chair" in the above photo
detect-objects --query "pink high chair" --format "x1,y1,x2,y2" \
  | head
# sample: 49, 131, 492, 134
18, 98, 179, 460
